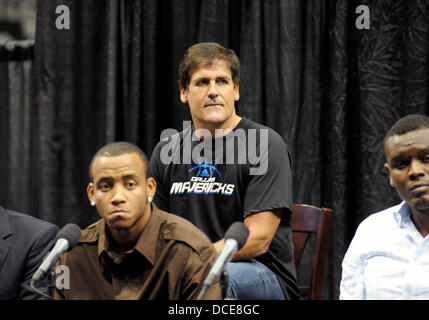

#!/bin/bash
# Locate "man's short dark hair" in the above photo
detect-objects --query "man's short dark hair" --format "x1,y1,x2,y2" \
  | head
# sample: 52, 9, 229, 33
383, 114, 429, 145
178, 42, 240, 91
89, 142, 150, 182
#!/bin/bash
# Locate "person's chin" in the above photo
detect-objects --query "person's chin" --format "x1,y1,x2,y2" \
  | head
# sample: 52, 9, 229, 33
108, 216, 130, 230
201, 114, 227, 126
113, 225, 131, 233
410, 196, 429, 212
202, 106, 225, 116
111, 221, 134, 234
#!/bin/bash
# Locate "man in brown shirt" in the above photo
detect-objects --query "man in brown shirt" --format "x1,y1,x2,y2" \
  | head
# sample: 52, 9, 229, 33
55, 142, 221, 300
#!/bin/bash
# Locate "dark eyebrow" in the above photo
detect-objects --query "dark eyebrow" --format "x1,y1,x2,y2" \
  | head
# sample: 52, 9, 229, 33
417, 148, 429, 155
95, 174, 138, 185
390, 154, 409, 163
193, 76, 231, 83
122, 174, 138, 181
193, 77, 209, 84
96, 177, 113, 185
390, 148, 429, 164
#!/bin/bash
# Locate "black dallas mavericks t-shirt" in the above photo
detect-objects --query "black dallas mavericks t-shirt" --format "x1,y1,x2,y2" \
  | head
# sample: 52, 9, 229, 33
150, 117, 299, 299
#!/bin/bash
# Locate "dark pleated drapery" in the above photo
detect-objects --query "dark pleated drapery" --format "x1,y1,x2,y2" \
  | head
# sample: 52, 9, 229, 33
1, 0, 429, 299
0, 40, 38, 217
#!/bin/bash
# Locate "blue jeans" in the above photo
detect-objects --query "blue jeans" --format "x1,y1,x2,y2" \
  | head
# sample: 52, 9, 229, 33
225, 259, 285, 300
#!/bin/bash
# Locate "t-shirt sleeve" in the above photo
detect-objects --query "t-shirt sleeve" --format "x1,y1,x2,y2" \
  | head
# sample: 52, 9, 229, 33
149, 142, 170, 211
243, 129, 293, 218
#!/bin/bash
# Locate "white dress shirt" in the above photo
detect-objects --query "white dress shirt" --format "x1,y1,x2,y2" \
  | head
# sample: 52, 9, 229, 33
340, 201, 429, 299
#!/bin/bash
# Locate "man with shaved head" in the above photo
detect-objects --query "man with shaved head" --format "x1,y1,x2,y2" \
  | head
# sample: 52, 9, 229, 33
55, 142, 221, 300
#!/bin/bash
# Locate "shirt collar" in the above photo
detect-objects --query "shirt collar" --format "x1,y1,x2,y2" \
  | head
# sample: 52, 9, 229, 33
96, 219, 109, 258
96, 204, 161, 266
394, 201, 412, 228
131, 204, 161, 265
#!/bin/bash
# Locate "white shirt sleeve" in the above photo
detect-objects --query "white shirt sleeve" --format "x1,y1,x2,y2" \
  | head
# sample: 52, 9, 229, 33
339, 223, 367, 300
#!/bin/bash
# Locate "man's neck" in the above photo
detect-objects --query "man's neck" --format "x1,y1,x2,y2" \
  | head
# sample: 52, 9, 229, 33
109, 207, 152, 253
111, 231, 139, 253
411, 208, 429, 237
194, 115, 242, 139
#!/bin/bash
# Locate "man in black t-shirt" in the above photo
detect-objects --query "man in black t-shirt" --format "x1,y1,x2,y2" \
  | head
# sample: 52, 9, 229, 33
150, 42, 299, 300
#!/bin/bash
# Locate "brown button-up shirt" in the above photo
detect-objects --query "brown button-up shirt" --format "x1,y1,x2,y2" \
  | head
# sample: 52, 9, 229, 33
55, 205, 221, 300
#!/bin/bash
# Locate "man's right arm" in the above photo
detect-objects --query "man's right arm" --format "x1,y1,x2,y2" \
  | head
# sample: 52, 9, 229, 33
339, 226, 366, 300
339, 258, 365, 299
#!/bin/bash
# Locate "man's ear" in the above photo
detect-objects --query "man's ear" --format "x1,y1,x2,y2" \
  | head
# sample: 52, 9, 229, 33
384, 163, 395, 187
180, 86, 188, 103
146, 177, 157, 199
87, 183, 95, 203
234, 83, 240, 101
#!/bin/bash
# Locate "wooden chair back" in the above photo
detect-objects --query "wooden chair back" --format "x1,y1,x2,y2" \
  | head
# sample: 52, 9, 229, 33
292, 204, 333, 299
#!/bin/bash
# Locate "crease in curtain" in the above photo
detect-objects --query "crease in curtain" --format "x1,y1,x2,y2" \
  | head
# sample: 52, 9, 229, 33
0, 40, 36, 217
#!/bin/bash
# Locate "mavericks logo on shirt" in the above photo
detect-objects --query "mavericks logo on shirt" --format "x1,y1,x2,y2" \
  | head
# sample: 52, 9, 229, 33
170, 160, 235, 196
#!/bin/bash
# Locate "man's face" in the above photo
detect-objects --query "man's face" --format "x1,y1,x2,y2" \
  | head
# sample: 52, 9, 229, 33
180, 59, 240, 131
385, 128, 429, 212
87, 153, 155, 233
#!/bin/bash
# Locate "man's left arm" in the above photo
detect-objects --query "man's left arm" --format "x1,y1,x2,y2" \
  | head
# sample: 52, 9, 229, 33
214, 129, 293, 258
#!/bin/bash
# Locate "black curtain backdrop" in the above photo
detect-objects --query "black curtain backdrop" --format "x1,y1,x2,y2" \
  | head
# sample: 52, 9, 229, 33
1, 0, 429, 299
0, 40, 37, 217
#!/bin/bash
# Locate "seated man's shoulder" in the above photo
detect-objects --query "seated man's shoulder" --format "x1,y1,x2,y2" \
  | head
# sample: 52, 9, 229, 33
241, 117, 288, 145
152, 124, 190, 150
5, 208, 58, 235
76, 220, 101, 244
158, 210, 214, 256
58, 221, 99, 264
358, 203, 403, 232
242, 117, 276, 132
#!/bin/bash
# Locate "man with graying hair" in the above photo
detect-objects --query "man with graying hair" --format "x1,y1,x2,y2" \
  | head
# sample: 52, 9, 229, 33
150, 42, 299, 300
55, 141, 221, 300
341, 114, 429, 299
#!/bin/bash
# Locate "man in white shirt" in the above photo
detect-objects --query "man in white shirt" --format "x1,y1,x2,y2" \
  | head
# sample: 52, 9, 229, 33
340, 114, 429, 299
